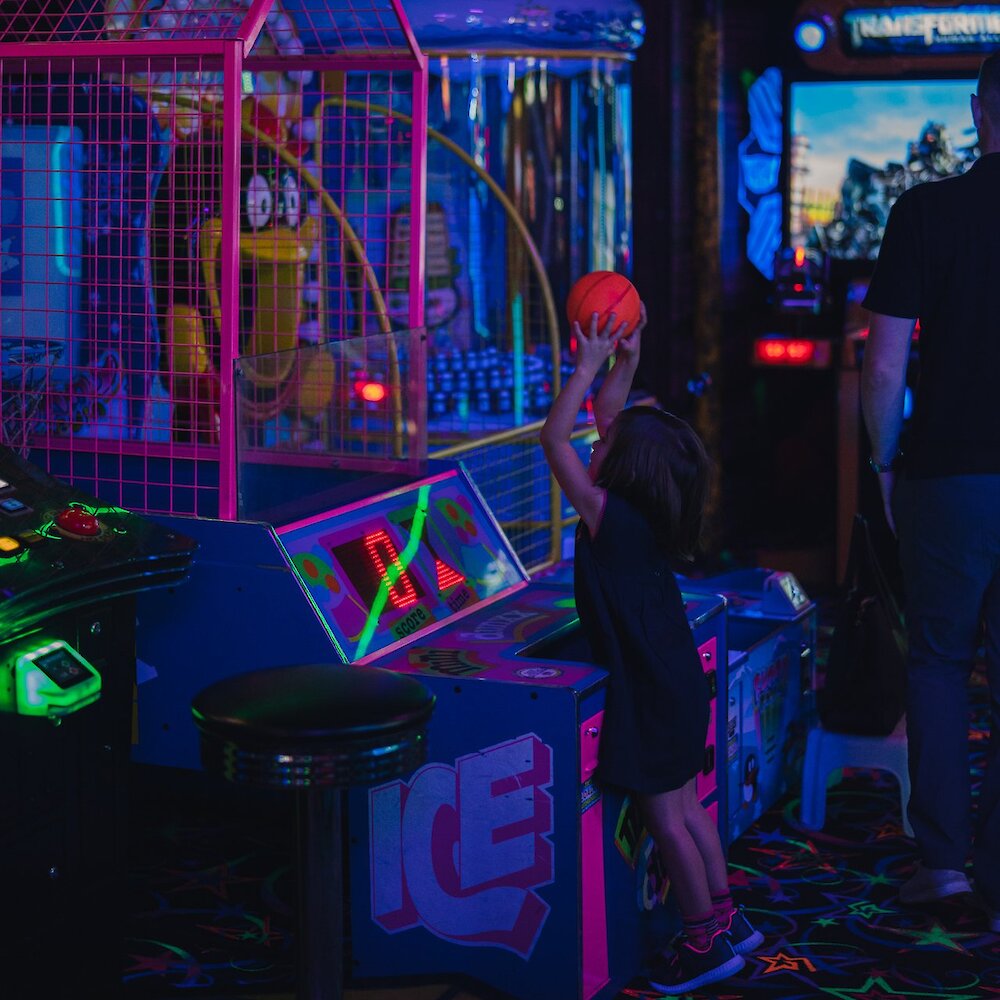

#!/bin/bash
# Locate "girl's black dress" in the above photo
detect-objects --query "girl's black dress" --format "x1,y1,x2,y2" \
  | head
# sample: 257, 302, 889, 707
573, 491, 711, 793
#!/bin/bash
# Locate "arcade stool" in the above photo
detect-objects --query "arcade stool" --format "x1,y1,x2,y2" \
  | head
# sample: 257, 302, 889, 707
799, 715, 913, 838
191, 663, 435, 1000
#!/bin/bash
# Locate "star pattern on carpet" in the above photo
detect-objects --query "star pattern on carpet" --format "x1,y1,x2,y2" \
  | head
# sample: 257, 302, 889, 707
756, 949, 818, 974
817, 975, 981, 1000
878, 919, 980, 953
161, 859, 261, 900
846, 898, 893, 920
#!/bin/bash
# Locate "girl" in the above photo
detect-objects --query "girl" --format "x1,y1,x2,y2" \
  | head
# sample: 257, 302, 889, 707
540, 306, 762, 995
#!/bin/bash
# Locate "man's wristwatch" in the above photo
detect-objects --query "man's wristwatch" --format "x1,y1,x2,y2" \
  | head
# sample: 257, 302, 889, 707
868, 451, 903, 473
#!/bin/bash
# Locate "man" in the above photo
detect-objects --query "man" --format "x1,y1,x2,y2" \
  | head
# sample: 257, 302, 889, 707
861, 51, 1000, 929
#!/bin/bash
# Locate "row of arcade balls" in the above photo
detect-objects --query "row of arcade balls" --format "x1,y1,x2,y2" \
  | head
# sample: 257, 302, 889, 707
424, 272, 642, 419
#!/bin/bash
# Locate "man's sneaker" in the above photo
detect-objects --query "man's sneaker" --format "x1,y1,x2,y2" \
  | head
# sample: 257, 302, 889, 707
720, 905, 764, 955
898, 863, 972, 905
648, 932, 744, 996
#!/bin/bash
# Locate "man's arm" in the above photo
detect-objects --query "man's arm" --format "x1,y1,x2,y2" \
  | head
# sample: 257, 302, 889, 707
860, 311, 915, 532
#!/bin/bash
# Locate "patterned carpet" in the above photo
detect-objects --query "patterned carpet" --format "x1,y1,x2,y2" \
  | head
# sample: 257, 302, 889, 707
120, 665, 997, 1000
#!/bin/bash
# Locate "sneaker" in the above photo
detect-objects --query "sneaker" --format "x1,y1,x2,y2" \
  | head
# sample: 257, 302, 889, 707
648, 933, 744, 996
720, 904, 764, 955
898, 863, 973, 905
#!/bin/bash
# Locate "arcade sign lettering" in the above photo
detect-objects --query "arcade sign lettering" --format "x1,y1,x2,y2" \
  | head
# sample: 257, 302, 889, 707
369, 733, 555, 957
844, 6, 1000, 54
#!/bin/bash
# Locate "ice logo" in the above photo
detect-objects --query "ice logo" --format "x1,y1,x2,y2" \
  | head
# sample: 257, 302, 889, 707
369, 733, 555, 957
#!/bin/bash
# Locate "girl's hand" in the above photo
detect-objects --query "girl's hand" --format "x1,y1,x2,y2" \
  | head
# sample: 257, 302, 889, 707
574, 310, 630, 377
616, 302, 646, 362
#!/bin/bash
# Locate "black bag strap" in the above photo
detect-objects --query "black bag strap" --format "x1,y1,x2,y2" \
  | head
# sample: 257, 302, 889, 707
847, 513, 907, 657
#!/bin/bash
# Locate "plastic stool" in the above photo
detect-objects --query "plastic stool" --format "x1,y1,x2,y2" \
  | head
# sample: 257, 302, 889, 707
800, 716, 913, 838
192, 663, 435, 1000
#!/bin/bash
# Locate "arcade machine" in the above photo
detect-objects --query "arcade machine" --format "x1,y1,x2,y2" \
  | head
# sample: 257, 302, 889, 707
0, 447, 196, 996
677, 567, 816, 847
133, 360, 728, 999
785, 0, 983, 580
273, 465, 727, 999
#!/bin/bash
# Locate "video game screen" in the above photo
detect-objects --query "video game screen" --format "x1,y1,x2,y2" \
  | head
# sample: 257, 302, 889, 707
788, 78, 978, 260
276, 468, 527, 663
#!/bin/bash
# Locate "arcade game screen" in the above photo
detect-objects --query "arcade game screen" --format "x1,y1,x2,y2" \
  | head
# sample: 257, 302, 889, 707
788, 78, 978, 259
277, 469, 527, 663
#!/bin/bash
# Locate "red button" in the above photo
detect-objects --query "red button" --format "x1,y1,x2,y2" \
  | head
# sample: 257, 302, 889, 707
56, 508, 101, 537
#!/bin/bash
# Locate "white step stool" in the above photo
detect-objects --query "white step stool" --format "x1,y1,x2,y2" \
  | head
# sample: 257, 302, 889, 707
800, 716, 913, 838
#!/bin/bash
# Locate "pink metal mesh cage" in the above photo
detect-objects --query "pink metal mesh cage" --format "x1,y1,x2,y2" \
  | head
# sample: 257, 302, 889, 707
0, 0, 428, 518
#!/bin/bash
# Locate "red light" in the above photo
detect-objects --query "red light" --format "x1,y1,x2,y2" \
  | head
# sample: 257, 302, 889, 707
364, 529, 418, 609
357, 381, 387, 403
794, 246, 806, 268
435, 558, 465, 591
754, 338, 816, 366
793, 282, 804, 292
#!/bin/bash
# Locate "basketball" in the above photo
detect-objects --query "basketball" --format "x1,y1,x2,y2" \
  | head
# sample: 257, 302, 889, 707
566, 271, 641, 337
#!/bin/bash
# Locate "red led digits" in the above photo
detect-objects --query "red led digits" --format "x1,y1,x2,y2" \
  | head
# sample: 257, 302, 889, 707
364, 529, 418, 609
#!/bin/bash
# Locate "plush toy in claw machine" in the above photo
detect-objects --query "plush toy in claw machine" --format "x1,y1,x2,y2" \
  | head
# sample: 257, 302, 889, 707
153, 97, 324, 443
386, 202, 462, 334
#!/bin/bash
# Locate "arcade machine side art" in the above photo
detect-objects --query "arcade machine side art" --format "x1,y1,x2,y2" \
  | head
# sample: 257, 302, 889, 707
678, 566, 817, 847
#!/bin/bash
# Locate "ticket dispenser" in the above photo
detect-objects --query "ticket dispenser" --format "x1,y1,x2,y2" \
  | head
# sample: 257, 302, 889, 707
274, 467, 727, 1000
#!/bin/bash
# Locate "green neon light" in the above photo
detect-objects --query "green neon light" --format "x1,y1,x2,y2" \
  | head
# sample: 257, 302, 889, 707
512, 292, 525, 426
354, 484, 430, 660
50, 133, 80, 279
12, 639, 101, 719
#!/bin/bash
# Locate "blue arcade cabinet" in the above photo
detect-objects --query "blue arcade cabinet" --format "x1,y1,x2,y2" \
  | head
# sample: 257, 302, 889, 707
678, 567, 817, 846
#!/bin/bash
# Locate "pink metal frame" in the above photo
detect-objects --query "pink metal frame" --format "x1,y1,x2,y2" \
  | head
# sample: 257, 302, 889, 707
0, 0, 429, 520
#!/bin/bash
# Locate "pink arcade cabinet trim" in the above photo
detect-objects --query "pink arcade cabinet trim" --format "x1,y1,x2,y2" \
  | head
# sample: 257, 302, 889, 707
580, 710, 609, 998
277, 468, 458, 534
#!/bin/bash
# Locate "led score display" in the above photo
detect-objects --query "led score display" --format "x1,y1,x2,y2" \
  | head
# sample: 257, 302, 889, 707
277, 471, 526, 663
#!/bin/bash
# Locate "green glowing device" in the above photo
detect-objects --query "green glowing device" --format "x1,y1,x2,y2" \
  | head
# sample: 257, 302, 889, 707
6, 640, 101, 719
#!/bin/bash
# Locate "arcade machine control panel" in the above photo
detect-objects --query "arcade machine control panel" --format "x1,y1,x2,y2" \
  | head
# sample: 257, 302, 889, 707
0, 446, 196, 997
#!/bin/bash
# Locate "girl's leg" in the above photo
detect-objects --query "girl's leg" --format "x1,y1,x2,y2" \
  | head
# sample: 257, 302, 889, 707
640, 781, 713, 918
679, 779, 730, 898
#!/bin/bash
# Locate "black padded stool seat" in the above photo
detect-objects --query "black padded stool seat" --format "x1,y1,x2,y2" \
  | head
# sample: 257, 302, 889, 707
192, 662, 435, 789
191, 663, 435, 1000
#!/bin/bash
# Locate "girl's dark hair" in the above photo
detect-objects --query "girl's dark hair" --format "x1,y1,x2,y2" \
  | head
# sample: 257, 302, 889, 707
594, 406, 711, 561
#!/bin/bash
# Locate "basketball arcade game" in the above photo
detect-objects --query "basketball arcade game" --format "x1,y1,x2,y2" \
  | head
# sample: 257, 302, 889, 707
136, 397, 727, 999
275, 464, 726, 999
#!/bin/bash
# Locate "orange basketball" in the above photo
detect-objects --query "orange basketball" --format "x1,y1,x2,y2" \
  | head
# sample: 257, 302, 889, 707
566, 271, 641, 337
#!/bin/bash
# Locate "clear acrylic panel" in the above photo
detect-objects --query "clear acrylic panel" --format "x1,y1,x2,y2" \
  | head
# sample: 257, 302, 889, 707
235, 328, 427, 519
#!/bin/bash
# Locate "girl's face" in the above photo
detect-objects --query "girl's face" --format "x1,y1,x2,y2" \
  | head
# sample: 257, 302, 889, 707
588, 422, 617, 481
